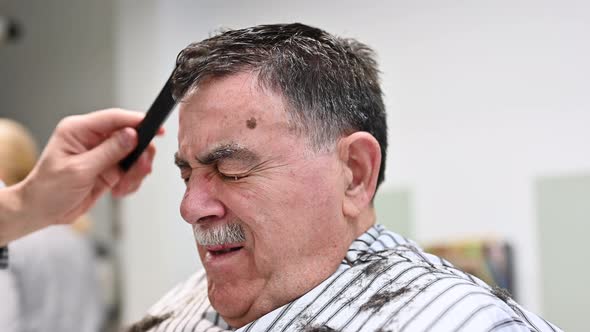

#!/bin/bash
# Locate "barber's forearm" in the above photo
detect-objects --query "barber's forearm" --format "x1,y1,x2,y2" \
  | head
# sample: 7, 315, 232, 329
0, 183, 39, 246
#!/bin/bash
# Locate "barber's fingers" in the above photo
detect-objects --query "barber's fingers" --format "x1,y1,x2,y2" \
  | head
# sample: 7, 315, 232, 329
111, 152, 153, 197
111, 143, 156, 197
66, 180, 109, 224
73, 108, 166, 136
77, 127, 138, 177
97, 142, 155, 194
100, 166, 124, 189
97, 140, 160, 191
56, 177, 110, 225
73, 109, 144, 134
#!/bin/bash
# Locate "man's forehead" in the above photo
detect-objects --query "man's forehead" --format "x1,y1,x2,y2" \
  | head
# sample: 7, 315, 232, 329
176, 72, 290, 119
175, 72, 302, 164
178, 72, 266, 107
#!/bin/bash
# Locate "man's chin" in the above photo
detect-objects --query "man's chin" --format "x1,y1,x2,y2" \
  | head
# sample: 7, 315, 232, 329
208, 285, 253, 328
206, 270, 271, 326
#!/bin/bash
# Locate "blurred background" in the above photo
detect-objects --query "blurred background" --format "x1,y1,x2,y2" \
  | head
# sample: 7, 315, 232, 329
1, 0, 588, 331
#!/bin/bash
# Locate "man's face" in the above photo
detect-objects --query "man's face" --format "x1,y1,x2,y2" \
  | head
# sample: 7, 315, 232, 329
176, 73, 356, 326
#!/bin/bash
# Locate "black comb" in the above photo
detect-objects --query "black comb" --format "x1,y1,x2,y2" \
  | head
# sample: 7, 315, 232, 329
119, 73, 177, 171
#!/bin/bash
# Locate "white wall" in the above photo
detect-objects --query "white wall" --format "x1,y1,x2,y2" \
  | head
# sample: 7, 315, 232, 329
0, 0, 115, 144
116, 0, 590, 323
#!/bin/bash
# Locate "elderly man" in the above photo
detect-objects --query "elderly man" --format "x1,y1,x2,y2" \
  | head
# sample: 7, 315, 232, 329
131, 23, 560, 331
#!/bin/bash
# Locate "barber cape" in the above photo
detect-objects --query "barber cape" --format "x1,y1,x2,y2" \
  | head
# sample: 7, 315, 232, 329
131, 225, 561, 332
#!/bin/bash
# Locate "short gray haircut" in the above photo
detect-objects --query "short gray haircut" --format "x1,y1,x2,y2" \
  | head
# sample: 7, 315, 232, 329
172, 23, 388, 188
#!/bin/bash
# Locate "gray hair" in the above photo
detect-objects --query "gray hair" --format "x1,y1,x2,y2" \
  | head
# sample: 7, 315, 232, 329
172, 23, 388, 188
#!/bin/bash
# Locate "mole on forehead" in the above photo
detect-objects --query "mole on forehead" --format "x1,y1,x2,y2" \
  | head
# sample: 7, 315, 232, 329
246, 117, 257, 129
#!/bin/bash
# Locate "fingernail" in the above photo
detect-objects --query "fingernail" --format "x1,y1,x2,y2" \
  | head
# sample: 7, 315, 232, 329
118, 128, 135, 150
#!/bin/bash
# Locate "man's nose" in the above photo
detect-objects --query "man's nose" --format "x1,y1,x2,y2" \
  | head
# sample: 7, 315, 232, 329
179, 174, 225, 224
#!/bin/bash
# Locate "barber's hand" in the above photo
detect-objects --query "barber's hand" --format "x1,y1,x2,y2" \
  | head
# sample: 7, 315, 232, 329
17, 108, 160, 228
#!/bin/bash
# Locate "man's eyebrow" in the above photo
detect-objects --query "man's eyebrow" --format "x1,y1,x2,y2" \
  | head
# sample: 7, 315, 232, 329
197, 144, 260, 165
174, 153, 190, 168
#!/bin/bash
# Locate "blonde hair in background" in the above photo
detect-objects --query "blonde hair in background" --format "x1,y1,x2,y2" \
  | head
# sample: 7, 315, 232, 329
0, 118, 91, 233
0, 118, 38, 186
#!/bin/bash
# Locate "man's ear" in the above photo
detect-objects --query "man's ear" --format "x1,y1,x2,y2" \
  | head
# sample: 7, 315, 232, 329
338, 132, 381, 219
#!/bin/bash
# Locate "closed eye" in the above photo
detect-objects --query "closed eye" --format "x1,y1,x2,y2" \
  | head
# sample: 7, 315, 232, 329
179, 168, 247, 185
217, 169, 249, 181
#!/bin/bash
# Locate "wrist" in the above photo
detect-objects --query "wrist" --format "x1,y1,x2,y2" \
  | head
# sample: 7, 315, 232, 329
0, 181, 40, 245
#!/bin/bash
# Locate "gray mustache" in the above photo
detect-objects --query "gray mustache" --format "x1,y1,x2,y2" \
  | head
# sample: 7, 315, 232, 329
193, 223, 246, 246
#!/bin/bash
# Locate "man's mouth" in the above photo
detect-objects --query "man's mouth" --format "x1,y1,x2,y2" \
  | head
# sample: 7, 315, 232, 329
205, 243, 244, 256
202, 242, 247, 269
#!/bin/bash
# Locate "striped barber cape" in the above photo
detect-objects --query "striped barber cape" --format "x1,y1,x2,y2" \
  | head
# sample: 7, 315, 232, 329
130, 224, 561, 332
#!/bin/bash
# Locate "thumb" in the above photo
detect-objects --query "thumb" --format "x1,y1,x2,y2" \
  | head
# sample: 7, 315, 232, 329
82, 127, 137, 175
